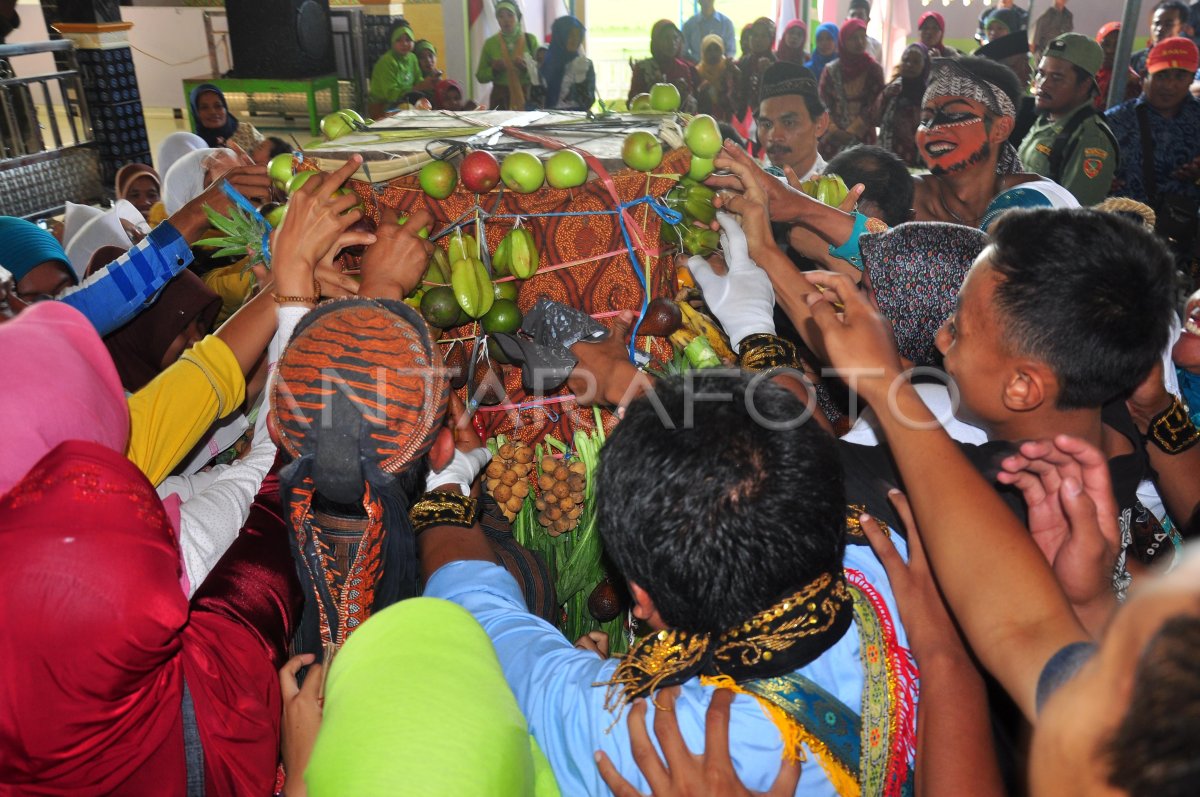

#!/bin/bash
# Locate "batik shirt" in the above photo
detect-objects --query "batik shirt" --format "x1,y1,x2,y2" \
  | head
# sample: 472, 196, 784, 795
1105, 95, 1200, 203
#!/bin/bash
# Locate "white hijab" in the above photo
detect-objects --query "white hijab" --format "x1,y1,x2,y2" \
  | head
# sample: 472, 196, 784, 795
64, 200, 148, 279
163, 147, 236, 215
62, 203, 105, 251
156, 132, 208, 180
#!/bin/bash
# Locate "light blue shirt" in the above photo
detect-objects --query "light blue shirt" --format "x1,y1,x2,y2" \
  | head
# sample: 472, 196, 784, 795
57, 222, 194, 337
682, 10, 737, 64
425, 541, 911, 797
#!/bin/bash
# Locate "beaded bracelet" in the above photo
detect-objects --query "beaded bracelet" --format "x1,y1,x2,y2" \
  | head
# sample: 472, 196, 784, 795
1148, 396, 1200, 454
410, 490, 479, 535
273, 278, 322, 305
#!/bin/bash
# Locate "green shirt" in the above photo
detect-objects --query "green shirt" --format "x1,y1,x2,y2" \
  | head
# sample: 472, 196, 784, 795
1017, 102, 1117, 206
369, 50, 421, 106
476, 32, 539, 87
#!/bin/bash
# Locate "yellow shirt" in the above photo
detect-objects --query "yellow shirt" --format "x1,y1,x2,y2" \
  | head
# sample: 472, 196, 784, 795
201, 259, 256, 324
126, 334, 246, 486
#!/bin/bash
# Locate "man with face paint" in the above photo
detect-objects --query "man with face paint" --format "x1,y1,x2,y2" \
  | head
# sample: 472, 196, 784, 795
1018, 33, 1118, 205
911, 57, 1041, 225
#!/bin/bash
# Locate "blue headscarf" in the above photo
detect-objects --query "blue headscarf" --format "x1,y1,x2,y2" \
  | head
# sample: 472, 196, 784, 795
188, 83, 239, 148
805, 23, 840, 81
0, 216, 74, 286
541, 16, 584, 110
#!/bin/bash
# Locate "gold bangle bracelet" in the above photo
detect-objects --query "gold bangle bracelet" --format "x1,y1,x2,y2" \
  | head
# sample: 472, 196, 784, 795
274, 277, 321, 305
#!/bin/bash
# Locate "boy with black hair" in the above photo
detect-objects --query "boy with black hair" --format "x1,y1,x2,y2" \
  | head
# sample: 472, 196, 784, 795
823, 145, 914, 227
417, 371, 917, 796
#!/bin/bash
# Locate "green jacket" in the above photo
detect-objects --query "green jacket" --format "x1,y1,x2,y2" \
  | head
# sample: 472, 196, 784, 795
476, 32, 539, 87
369, 50, 421, 106
1017, 101, 1118, 206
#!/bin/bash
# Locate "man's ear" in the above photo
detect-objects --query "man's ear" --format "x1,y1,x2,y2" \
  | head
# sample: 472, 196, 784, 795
629, 581, 667, 631
1001, 360, 1052, 413
815, 110, 831, 139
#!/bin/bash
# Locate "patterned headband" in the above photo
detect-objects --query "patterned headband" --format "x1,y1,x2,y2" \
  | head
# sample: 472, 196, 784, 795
922, 58, 1017, 119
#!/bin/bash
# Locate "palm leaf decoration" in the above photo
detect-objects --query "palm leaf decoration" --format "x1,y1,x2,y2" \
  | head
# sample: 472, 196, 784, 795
194, 204, 271, 272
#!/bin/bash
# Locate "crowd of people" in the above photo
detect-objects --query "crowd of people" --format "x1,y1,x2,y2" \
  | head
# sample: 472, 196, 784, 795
3, 0, 1200, 795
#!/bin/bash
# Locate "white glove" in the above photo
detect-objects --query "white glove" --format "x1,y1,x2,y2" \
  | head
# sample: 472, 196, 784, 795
426, 447, 492, 494
688, 212, 776, 353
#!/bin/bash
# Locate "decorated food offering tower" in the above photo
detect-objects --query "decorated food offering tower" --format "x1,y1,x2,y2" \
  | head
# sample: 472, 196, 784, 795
203, 99, 851, 651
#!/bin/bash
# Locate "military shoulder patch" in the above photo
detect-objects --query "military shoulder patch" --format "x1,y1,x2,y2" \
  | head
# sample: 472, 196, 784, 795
1084, 158, 1103, 178
1084, 147, 1109, 158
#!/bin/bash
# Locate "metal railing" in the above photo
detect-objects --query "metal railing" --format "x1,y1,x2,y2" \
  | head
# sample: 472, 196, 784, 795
0, 40, 92, 157
0, 40, 102, 218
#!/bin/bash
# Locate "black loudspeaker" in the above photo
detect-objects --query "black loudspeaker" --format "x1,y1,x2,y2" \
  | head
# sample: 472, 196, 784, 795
226, 0, 335, 79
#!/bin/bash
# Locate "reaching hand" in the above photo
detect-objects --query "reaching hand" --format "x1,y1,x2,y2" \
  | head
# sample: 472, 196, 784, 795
995, 435, 1120, 630
596, 688, 802, 797
270, 156, 367, 299
279, 653, 324, 797
567, 309, 648, 409
861, 490, 968, 664
707, 141, 811, 224
687, 212, 775, 352
802, 270, 904, 404
313, 229, 371, 298
357, 206, 435, 300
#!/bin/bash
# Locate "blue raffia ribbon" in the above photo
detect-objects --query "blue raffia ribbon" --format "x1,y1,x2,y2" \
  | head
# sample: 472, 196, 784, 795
616, 195, 682, 362
222, 181, 273, 270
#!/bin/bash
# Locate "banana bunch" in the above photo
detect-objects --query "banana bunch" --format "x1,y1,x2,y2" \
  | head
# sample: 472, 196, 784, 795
668, 301, 735, 365
798, 174, 850, 208
494, 227, 539, 280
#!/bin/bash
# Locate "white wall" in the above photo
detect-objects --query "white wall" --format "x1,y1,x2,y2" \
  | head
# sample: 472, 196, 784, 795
8, 1, 230, 111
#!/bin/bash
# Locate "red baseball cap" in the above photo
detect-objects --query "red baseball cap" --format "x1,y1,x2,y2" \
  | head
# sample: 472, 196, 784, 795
1146, 37, 1200, 74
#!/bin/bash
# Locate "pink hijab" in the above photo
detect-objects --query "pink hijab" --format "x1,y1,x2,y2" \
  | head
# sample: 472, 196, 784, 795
0, 302, 129, 495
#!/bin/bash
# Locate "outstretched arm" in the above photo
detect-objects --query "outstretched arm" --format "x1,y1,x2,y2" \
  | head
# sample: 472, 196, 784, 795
805, 270, 1089, 720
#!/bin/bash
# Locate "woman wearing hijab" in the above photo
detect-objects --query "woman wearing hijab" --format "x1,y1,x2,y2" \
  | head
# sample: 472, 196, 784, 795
694, 33, 739, 121
805, 22, 839, 81
917, 11, 958, 58
818, 18, 885, 159
1095, 22, 1142, 111
540, 16, 595, 111
157, 131, 207, 179
189, 83, 264, 154
432, 79, 478, 111
369, 24, 422, 116
776, 19, 808, 66
413, 39, 442, 90
64, 199, 147, 279
876, 43, 932, 167
983, 8, 1025, 43
0, 301, 303, 796
115, 163, 161, 223
0, 215, 76, 302
104, 270, 221, 393
733, 17, 776, 119
628, 20, 698, 109
291, 599, 559, 796
477, 1, 540, 110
